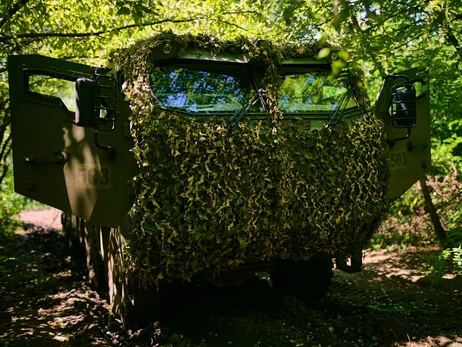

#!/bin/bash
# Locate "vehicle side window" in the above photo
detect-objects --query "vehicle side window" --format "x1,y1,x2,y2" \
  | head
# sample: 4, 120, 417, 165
28, 74, 76, 112
278, 72, 358, 113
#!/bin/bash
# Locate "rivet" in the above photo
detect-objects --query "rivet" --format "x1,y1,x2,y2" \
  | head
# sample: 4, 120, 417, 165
26, 180, 37, 191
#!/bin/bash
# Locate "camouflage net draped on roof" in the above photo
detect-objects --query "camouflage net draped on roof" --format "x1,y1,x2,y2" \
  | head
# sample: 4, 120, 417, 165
111, 33, 389, 285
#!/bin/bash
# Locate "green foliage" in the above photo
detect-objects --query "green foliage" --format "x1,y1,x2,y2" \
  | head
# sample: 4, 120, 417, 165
431, 131, 462, 179
418, 246, 462, 282
443, 245, 462, 272
0, 256, 17, 277
0, 174, 23, 239
450, 245, 462, 269
368, 292, 410, 316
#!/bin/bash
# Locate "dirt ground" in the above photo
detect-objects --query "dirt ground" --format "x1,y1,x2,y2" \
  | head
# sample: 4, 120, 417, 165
0, 209, 461, 347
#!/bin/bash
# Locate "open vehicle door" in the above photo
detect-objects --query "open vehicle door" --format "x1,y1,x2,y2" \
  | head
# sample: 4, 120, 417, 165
8, 55, 136, 227
375, 68, 430, 201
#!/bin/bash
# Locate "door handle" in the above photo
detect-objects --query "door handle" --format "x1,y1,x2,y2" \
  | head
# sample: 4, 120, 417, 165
24, 151, 69, 164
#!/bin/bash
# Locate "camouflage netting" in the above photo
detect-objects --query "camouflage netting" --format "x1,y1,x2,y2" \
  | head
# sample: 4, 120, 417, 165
111, 32, 389, 285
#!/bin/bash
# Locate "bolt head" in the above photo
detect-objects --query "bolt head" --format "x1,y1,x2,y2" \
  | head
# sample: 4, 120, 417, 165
26, 180, 36, 191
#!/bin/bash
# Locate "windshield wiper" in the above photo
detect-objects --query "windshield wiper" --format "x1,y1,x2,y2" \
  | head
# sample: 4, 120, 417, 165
328, 79, 353, 127
226, 89, 265, 128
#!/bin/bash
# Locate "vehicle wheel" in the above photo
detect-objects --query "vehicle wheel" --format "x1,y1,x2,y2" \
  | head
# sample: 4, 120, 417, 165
61, 213, 85, 260
271, 257, 333, 302
80, 220, 108, 291
106, 217, 159, 327
335, 250, 363, 273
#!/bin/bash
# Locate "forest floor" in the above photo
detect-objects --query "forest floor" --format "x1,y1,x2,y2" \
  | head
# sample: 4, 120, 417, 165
0, 209, 461, 347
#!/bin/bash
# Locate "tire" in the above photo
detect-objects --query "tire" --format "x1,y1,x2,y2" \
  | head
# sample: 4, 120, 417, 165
61, 213, 85, 260
63, 213, 159, 325
106, 217, 159, 326
335, 250, 363, 273
82, 221, 108, 291
271, 257, 333, 302
62, 214, 107, 289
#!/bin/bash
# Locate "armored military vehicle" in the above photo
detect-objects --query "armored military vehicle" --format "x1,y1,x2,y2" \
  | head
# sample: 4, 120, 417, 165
7, 33, 430, 323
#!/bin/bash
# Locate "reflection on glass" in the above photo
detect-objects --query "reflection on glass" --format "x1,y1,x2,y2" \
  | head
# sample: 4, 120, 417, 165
278, 72, 357, 113
28, 75, 76, 112
150, 67, 260, 114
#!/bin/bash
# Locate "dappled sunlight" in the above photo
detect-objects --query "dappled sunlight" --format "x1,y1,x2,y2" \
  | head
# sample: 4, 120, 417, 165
363, 247, 461, 285
17, 208, 62, 231
1, 276, 112, 345
327, 247, 462, 347
365, 262, 427, 283
397, 335, 462, 346
2, 211, 462, 346
53, 333, 70, 342
0, 221, 113, 346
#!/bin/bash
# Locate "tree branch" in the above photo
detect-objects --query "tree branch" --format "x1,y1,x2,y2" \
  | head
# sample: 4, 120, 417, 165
362, 5, 425, 33
216, 19, 249, 32
0, 133, 11, 165
339, 0, 386, 76
420, 178, 446, 245
0, 144, 11, 187
1, 17, 205, 41
0, 99, 10, 151
388, 32, 427, 52
0, 0, 31, 31
221, 10, 259, 16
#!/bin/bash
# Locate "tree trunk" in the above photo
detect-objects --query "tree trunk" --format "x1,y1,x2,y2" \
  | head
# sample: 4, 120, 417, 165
419, 178, 446, 245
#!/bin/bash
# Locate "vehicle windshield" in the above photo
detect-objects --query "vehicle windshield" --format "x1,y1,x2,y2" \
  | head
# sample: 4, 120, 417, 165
149, 64, 358, 116
150, 65, 262, 114
278, 71, 358, 113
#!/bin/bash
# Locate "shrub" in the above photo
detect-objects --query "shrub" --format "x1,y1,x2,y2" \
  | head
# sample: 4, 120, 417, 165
0, 173, 24, 239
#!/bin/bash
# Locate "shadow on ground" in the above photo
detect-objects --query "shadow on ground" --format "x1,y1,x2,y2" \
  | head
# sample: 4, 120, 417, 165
0, 217, 461, 346
0, 224, 112, 346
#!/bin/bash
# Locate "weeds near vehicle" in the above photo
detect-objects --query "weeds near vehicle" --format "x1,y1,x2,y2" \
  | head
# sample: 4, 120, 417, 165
0, 256, 16, 276
0, 175, 24, 239
443, 245, 462, 271
370, 165, 462, 281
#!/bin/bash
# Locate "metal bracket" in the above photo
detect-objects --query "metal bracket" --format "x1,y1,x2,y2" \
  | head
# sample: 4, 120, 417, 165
92, 68, 118, 132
